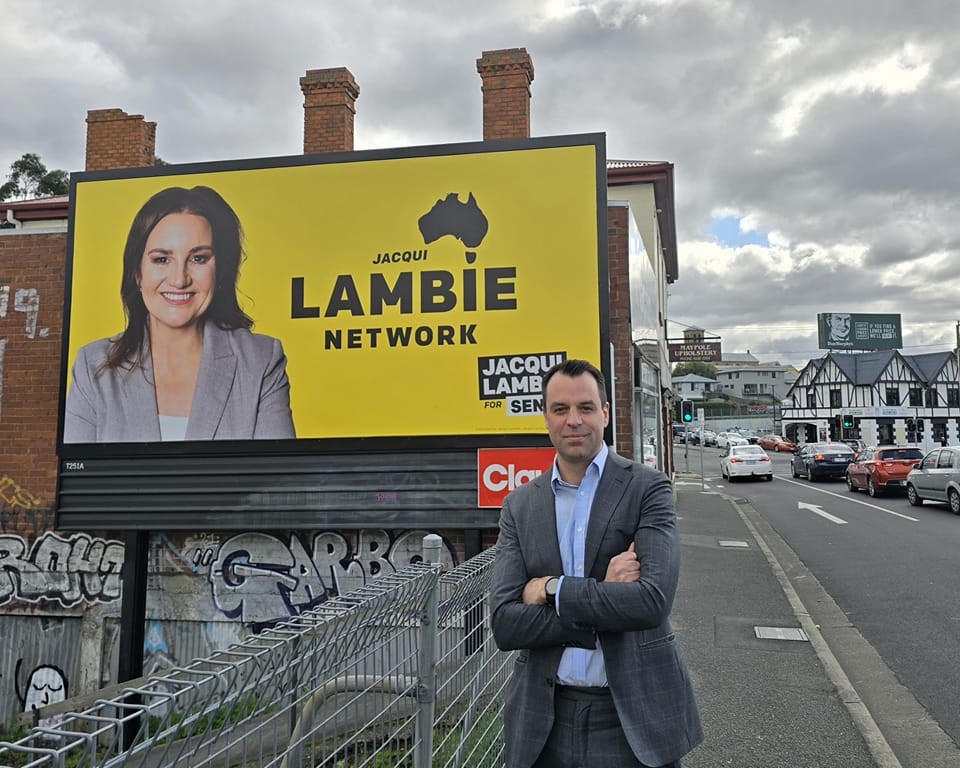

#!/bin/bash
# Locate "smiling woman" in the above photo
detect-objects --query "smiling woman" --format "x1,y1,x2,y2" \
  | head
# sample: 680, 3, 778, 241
64, 186, 296, 443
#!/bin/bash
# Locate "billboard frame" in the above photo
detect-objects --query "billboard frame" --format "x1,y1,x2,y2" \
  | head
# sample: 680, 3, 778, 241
56, 133, 609, 530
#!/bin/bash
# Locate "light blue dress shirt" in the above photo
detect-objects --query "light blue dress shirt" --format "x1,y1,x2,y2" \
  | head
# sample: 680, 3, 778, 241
552, 442, 609, 687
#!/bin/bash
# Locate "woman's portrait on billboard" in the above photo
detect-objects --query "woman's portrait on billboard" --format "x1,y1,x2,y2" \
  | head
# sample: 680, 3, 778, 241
64, 185, 296, 442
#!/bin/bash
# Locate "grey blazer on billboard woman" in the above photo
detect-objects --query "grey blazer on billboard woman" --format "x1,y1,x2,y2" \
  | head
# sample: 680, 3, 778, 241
490, 451, 703, 768
64, 324, 295, 442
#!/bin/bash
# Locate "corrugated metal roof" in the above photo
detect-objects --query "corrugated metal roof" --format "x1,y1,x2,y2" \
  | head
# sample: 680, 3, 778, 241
0, 195, 69, 221
607, 159, 667, 169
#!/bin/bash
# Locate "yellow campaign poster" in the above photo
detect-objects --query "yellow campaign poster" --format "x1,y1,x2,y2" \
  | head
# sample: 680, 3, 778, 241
64, 136, 605, 443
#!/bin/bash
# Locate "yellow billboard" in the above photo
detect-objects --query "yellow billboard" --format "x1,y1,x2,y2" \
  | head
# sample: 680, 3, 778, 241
61, 135, 606, 446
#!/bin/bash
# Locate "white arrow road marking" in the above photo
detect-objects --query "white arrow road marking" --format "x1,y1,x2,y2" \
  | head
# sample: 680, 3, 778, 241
798, 502, 848, 524
780, 477, 919, 521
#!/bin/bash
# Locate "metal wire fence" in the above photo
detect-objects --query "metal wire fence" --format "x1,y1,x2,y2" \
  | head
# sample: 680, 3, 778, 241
0, 536, 511, 768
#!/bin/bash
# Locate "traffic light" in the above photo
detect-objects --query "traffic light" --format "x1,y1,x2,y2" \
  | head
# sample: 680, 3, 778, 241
917, 418, 925, 436
842, 414, 853, 429
681, 400, 694, 423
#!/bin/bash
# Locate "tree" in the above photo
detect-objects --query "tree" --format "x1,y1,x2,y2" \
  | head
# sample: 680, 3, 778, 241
0, 153, 69, 202
672, 361, 719, 378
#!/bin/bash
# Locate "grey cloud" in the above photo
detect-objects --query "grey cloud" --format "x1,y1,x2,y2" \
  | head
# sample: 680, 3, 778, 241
3, 0, 960, 368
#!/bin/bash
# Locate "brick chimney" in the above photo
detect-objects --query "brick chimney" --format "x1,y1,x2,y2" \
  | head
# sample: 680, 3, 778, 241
300, 67, 360, 154
85, 109, 157, 171
476, 48, 535, 141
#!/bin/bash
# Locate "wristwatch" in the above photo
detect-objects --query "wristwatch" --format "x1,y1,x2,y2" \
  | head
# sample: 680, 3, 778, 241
544, 576, 560, 607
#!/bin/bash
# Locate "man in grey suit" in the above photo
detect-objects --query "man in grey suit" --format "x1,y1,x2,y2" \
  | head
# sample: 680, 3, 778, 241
491, 359, 702, 768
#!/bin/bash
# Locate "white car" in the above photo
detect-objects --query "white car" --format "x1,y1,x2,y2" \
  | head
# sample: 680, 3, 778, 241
720, 444, 773, 482
716, 432, 749, 450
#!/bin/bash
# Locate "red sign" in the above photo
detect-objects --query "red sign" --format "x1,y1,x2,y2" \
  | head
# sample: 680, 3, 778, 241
477, 447, 555, 508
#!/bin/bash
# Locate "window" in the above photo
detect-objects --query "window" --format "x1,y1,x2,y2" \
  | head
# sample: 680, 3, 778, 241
925, 388, 938, 407
908, 388, 923, 406
948, 388, 960, 407
829, 389, 842, 408
885, 387, 899, 406
806, 393, 816, 409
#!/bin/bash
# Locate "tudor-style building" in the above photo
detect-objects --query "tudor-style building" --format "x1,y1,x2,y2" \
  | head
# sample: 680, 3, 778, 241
783, 350, 960, 448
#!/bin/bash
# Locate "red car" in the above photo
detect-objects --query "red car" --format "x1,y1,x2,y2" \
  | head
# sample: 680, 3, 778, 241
757, 434, 797, 453
846, 445, 924, 497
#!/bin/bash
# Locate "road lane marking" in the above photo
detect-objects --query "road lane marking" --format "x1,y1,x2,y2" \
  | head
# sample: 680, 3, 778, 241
798, 502, 847, 524
732, 500, 905, 768
778, 476, 918, 521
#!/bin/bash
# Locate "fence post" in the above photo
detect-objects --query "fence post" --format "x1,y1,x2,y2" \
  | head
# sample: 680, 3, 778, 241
415, 534, 442, 768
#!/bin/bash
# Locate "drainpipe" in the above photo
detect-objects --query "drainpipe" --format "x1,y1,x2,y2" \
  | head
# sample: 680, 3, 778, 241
5, 208, 22, 229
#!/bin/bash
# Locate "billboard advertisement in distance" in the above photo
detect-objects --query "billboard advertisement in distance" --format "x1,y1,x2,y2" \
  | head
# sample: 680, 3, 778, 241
60, 135, 608, 455
817, 313, 902, 351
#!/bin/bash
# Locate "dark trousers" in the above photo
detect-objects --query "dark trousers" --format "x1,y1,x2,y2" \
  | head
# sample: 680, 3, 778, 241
531, 686, 681, 768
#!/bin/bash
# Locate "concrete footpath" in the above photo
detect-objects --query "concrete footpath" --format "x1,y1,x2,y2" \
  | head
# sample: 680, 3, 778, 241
671, 472, 960, 768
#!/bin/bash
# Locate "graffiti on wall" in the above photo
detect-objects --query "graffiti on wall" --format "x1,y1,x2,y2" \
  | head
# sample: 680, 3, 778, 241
15, 659, 68, 723
204, 529, 458, 625
0, 475, 42, 512
0, 528, 457, 617
0, 532, 124, 607
0, 285, 50, 420
1, 474, 51, 539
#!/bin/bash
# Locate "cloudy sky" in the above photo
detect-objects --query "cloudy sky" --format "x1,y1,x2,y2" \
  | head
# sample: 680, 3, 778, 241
2, 0, 958, 369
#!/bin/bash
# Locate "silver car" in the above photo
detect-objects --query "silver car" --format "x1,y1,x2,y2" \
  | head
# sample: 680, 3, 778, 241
716, 431, 749, 450
906, 447, 960, 514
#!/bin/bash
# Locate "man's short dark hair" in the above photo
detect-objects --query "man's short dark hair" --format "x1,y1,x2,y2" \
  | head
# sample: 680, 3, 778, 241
542, 359, 608, 405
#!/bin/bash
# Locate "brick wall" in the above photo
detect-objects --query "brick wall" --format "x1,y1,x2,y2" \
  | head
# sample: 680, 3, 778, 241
607, 206, 635, 460
300, 68, 359, 154
0, 231, 66, 535
476, 48, 534, 141
85, 109, 157, 171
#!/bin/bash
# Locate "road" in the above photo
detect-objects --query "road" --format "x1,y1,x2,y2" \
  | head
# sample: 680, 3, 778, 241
678, 441, 960, 751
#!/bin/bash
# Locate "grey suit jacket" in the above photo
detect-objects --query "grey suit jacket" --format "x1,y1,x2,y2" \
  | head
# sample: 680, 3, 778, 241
490, 451, 703, 768
64, 324, 296, 442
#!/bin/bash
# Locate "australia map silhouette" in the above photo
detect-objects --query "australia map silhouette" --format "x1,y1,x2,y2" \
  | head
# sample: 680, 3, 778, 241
418, 192, 488, 263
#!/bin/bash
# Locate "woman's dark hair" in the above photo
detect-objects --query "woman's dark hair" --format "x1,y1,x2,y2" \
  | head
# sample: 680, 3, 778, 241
106, 186, 253, 369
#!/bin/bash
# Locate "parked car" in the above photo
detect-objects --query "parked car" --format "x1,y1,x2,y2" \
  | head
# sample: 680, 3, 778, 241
757, 434, 797, 453
688, 429, 718, 447
791, 442, 855, 481
905, 446, 960, 513
847, 445, 924, 497
842, 439, 867, 456
716, 431, 749, 450
720, 444, 773, 482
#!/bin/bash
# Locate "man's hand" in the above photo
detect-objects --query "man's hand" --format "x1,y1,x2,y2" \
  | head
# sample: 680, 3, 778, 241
604, 541, 640, 583
522, 575, 552, 605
